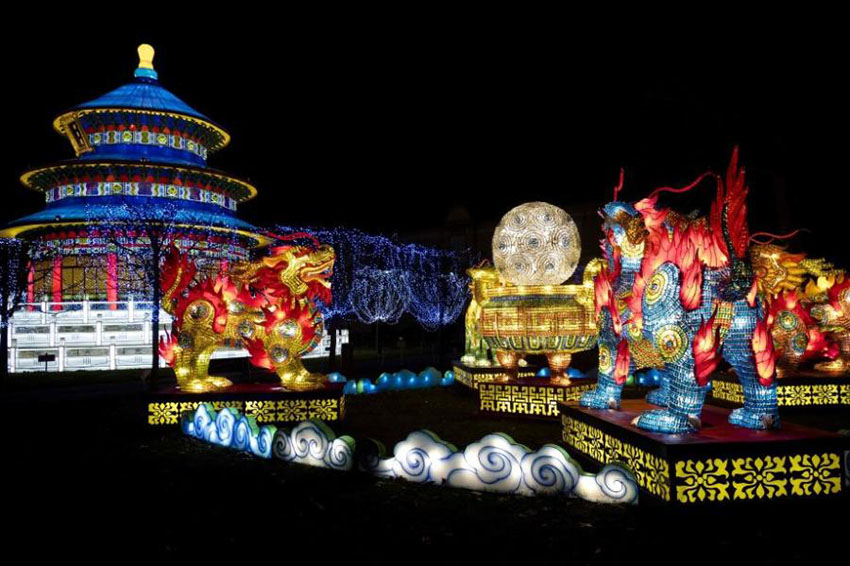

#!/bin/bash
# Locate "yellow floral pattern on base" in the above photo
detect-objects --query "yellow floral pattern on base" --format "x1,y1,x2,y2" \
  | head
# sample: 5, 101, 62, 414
148, 397, 342, 426
561, 413, 846, 503
731, 456, 788, 499
561, 414, 671, 501
710, 379, 848, 406
676, 459, 730, 503
675, 453, 842, 501
789, 453, 842, 496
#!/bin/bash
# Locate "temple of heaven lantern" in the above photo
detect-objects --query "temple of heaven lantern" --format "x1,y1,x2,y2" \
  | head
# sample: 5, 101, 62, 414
1, 44, 269, 304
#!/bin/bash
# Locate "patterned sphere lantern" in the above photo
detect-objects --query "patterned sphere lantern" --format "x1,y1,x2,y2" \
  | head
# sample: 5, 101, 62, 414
492, 202, 581, 285
462, 201, 597, 384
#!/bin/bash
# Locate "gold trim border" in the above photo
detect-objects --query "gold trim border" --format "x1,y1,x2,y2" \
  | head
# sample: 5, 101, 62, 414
479, 382, 596, 417
452, 365, 536, 390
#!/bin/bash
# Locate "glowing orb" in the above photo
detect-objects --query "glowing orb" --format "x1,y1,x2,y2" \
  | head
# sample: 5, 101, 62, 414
492, 202, 581, 285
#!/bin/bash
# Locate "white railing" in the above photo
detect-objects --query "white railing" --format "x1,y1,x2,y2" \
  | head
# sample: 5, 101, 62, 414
5, 298, 347, 373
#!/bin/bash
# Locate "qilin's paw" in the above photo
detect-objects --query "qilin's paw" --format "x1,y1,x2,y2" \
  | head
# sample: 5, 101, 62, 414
729, 407, 781, 430
580, 389, 620, 410
207, 376, 233, 389
181, 379, 216, 393
632, 409, 694, 434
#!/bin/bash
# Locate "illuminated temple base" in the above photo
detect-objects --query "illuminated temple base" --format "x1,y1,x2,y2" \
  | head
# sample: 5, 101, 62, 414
147, 383, 345, 426
560, 400, 850, 504
708, 372, 850, 409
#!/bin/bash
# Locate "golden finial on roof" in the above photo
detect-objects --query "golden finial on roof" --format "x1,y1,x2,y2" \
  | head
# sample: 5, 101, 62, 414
134, 44, 158, 79
137, 44, 155, 70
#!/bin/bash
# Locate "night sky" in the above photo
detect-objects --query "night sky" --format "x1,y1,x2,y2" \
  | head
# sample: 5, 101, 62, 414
4, 27, 847, 264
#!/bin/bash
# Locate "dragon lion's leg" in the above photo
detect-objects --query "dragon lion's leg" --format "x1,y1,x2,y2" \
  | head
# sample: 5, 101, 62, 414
175, 346, 217, 393
172, 348, 193, 390
634, 354, 708, 433
644, 368, 671, 407
815, 331, 850, 374
580, 310, 623, 409
173, 339, 231, 392
192, 345, 232, 389
277, 357, 326, 391
725, 302, 780, 429
634, 262, 707, 432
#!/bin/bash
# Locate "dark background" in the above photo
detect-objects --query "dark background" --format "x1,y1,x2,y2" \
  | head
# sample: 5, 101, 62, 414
3, 21, 849, 563
4, 24, 847, 264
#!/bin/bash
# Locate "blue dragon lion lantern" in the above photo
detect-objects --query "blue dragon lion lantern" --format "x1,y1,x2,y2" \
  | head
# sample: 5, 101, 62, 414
580, 148, 780, 433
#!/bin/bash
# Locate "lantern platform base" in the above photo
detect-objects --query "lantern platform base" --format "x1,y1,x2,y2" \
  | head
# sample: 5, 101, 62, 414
476, 375, 598, 419
146, 382, 345, 426
559, 400, 849, 504
708, 371, 850, 410
453, 361, 540, 389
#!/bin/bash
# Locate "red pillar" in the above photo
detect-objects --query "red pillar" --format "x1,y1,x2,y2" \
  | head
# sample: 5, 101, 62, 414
26, 263, 35, 311
52, 255, 62, 310
107, 253, 118, 310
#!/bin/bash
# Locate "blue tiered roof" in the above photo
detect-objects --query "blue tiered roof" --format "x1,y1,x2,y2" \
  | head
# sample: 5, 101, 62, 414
10, 197, 262, 235
1, 44, 266, 248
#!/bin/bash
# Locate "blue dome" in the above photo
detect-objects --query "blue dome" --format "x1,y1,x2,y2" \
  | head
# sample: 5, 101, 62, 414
75, 76, 211, 122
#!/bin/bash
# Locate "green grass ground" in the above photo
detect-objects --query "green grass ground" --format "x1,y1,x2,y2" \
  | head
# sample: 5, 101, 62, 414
3, 375, 848, 562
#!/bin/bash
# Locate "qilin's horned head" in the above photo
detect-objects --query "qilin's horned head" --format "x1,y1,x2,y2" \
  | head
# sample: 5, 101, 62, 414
601, 201, 646, 271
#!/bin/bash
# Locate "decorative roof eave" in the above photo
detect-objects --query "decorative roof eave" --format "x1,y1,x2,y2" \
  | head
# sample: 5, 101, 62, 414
53, 107, 230, 151
0, 220, 273, 248
20, 160, 258, 202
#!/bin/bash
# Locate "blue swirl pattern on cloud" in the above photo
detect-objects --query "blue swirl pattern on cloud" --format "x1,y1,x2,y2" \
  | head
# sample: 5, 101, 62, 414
363, 430, 638, 504
182, 404, 353, 469
181, 405, 637, 504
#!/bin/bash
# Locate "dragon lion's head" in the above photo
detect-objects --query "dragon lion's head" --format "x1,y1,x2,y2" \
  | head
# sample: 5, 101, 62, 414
260, 243, 335, 305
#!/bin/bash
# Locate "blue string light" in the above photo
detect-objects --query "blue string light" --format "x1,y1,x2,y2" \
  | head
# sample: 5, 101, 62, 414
273, 225, 473, 328
1, 238, 29, 326
349, 268, 409, 323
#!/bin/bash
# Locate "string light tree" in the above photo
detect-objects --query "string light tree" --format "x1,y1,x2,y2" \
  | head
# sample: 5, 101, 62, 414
453, 202, 601, 419
0, 238, 32, 384
274, 226, 471, 368
1, 44, 271, 384
1, 235, 84, 379
83, 196, 227, 385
